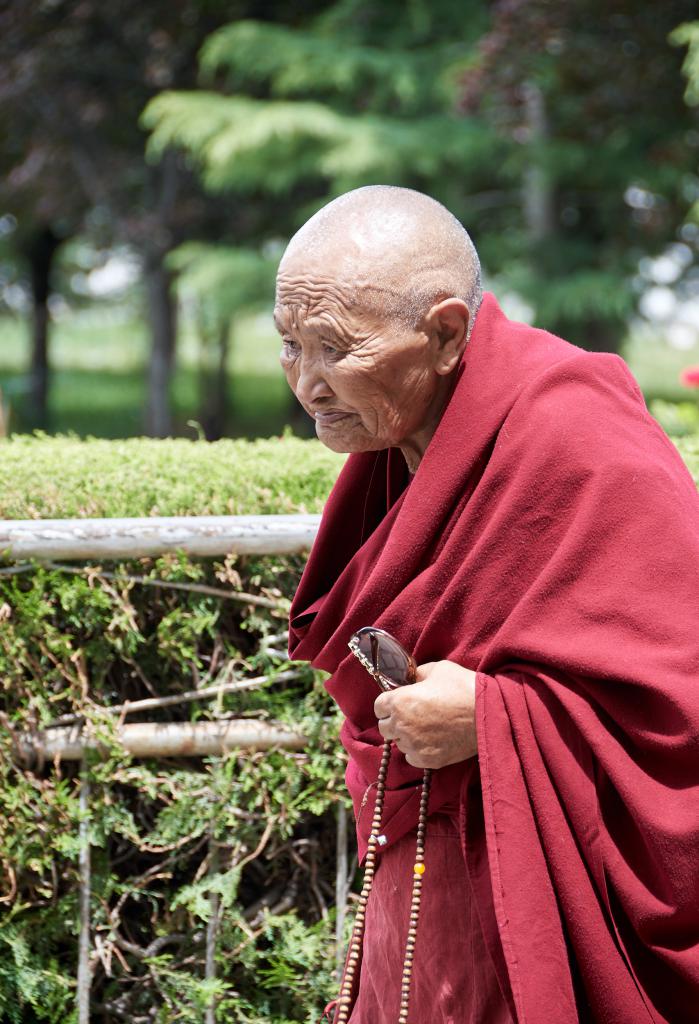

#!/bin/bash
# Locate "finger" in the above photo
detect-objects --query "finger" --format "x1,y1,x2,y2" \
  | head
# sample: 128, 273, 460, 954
404, 749, 424, 768
415, 661, 436, 682
405, 749, 439, 769
377, 717, 395, 739
374, 692, 393, 719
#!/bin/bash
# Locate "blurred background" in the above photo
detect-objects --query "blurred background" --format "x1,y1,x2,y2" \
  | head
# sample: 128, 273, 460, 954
2, 0, 699, 444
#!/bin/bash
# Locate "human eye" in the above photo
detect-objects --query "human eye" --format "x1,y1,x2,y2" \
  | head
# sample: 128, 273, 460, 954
321, 340, 344, 359
281, 337, 300, 356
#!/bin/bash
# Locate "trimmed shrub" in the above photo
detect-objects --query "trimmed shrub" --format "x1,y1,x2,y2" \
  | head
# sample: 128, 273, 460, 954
0, 434, 345, 519
0, 437, 345, 1024
675, 433, 699, 485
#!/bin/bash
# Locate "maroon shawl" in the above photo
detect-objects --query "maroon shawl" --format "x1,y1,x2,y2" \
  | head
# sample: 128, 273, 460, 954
289, 292, 699, 1023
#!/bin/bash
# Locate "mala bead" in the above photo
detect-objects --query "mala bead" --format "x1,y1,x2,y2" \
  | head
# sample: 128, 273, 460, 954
334, 747, 432, 1024
396, 767, 432, 1022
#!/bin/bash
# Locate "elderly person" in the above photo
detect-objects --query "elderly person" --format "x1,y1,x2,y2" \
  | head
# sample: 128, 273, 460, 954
274, 185, 699, 1024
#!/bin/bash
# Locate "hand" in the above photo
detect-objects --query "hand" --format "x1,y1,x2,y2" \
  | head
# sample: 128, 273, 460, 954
373, 660, 478, 770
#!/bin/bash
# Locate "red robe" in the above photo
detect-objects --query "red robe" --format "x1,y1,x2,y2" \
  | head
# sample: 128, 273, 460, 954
289, 292, 699, 1023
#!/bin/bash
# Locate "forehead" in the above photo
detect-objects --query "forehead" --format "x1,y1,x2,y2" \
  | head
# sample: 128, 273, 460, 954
276, 264, 355, 310
275, 305, 375, 352
274, 286, 373, 339
274, 264, 400, 338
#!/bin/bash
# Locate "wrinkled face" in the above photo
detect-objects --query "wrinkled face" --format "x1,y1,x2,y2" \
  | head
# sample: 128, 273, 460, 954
274, 268, 446, 455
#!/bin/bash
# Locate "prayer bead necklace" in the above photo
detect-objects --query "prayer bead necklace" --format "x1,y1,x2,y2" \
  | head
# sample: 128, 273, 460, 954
334, 740, 432, 1024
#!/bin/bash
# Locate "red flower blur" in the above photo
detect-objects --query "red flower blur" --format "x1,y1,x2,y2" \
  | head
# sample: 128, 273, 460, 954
679, 366, 699, 388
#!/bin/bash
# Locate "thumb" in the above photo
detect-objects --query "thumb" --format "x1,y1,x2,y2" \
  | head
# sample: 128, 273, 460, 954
415, 661, 436, 682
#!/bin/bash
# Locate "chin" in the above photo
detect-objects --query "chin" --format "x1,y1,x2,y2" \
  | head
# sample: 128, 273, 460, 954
315, 423, 385, 454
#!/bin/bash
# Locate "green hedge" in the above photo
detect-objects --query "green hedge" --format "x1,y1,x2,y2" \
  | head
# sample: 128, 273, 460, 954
0, 430, 696, 521
674, 432, 699, 486
0, 435, 345, 519
0, 433, 696, 1024
0, 437, 345, 1024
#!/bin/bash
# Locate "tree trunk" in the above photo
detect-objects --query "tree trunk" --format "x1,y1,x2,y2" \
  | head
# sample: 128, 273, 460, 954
288, 393, 315, 438
522, 82, 555, 244
554, 313, 624, 354
145, 253, 177, 437
200, 319, 231, 441
25, 226, 61, 430
520, 83, 623, 353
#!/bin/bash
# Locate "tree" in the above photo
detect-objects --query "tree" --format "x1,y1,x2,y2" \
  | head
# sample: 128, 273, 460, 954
144, 0, 699, 354
168, 242, 276, 438
457, 0, 699, 349
142, 2, 501, 257
672, 19, 699, 212
0, 0, 243, 434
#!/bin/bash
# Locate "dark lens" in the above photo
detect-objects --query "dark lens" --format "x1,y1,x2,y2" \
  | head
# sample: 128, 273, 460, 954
355, 629, 413, 688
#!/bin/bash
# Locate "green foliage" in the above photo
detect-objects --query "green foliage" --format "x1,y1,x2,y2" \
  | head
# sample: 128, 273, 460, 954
141, 1, 503, 221
650, 398, 699, 437
0, 435, 344, 518
143, 0, 699, 356
144, 92, 336, 194
0, 925, 74, 1024
498, 266, 636, 339
198, 19, 450, 109
459, 1, 699, 347
0, 436, 349, 1021
671, 21, 699, 106
0, 546, 348, 1022
674, 432, 699, 483
672, 19, 699, 225
144, 91, 501, 197
168, 243, 277, 323
0, 439, 351, 1019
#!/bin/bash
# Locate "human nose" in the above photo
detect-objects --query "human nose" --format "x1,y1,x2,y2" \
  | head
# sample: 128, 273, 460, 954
294, 351, 333, 406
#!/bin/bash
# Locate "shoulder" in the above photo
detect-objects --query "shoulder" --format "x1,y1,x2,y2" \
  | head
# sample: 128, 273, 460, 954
517, 349, 643, 427
500, 349, 697, 502
508, 348, 661, 456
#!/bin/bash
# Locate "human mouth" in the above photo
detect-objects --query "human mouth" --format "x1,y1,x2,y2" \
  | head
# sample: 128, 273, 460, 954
314, 410, 354, 424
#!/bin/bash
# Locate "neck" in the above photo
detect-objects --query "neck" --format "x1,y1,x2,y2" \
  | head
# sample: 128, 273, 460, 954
399, 439, 423, 475
399, 372, 457, 474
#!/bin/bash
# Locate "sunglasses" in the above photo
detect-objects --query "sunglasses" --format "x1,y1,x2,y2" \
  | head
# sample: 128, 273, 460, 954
348, 626, 417, 693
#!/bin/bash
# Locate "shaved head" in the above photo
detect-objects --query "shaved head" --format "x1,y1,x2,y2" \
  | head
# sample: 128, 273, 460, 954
275, 186, 481, 470
277, 185, 482, 332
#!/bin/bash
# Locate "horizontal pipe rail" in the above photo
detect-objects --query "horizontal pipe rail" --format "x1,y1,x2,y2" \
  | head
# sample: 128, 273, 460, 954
17, 719, 308, 762
0, 514, 321, 560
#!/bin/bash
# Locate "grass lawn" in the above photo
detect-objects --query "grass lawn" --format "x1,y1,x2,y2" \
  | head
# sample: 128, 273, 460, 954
0, 309, 296, 439
622, 328, 699, 402
1, 306, 697, 439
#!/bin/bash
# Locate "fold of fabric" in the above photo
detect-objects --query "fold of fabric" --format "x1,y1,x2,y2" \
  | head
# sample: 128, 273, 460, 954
347, 813, 514, 1024
289, 292, 699, 1022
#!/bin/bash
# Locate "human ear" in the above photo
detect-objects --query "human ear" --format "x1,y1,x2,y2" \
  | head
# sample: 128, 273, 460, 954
425, 298, 470, 375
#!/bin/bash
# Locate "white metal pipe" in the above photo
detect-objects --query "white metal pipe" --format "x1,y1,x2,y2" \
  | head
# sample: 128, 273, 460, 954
0, 514, 321, 561
18, 719, 307, 762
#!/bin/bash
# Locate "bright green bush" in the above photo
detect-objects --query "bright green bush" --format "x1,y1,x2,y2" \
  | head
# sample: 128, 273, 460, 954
0, 434, 345, 519
674, 433, 699, 486
0, 437, 346, 1024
